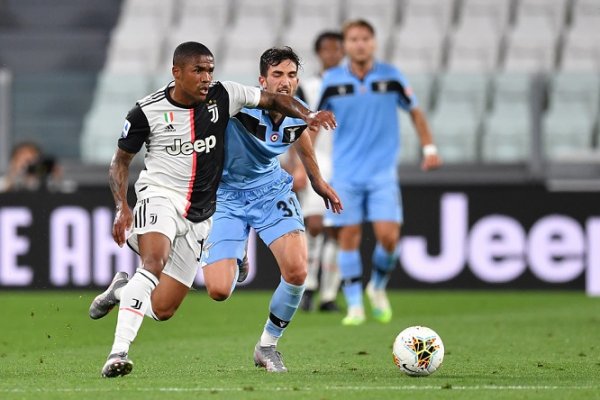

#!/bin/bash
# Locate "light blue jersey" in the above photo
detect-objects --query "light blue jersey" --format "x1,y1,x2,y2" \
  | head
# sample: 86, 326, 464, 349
318, 61, 417, 185
203, 107, 307, 264
220, 107, 307, 190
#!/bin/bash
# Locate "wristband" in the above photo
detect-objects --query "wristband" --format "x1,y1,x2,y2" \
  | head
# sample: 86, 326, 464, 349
307, 111, 318, 120
422, 144, 438, 157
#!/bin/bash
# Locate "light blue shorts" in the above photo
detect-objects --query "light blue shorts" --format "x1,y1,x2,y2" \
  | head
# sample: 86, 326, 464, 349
325, 179, 403, 227
202, 174, 304, 265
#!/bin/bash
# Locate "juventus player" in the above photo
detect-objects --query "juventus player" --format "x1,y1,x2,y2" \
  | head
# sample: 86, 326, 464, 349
201, 47, 342, 372
88, 42, 336, 378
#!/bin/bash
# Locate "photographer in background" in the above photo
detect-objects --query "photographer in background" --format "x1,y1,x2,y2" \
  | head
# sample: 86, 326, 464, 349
0, 141, 67, 192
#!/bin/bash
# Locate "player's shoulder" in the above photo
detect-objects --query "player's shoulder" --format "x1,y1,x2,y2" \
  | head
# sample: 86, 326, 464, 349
375, 61, 405, 79
322, 65, 347, 83
137, 86, 168, 109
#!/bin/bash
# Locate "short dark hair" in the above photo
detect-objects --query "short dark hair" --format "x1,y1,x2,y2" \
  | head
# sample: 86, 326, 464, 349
314, 31, 343, 54
342, 19, 376, 39
259, 46, 302, 77
173, 41, 213, 66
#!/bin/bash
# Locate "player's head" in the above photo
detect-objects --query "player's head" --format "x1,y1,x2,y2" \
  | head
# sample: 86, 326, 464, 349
171, 41, 215, 104
258, 46, 301, 96
342, 19, 376, 64
314, 31, 344, 71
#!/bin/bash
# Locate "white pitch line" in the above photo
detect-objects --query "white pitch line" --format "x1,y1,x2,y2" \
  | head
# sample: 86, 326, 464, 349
1, 385, 597, 393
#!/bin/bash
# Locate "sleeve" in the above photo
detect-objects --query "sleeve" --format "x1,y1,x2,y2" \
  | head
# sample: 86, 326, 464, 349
395, 70, 418, 112
117, 104, 150, 154
221, 81, 261, 115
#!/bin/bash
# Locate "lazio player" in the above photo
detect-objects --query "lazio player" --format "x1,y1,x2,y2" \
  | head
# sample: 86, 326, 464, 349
201, 47, 342, 372
318, 20, 442, 326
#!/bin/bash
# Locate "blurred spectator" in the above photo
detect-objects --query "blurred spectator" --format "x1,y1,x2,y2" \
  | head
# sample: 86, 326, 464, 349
0, 141, 72, 192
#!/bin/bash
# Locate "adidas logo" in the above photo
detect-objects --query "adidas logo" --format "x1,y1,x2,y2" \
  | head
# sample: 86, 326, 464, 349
164, 124, 176, 133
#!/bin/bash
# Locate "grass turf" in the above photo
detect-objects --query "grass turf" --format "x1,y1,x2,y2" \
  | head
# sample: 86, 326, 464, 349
0, 290, 598, 400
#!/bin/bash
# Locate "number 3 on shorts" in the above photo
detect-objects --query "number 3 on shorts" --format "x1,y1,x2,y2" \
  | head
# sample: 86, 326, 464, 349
277, 197, 300, 217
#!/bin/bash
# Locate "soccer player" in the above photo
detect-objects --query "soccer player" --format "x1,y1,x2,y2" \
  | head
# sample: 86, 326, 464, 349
88, 41, 337, 378
294, 31, 345, 312
201, 46, 342, 372
318, 20, 442, 326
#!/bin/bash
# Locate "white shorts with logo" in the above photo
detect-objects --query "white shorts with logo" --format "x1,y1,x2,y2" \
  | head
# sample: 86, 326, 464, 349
126, 196, 212, 287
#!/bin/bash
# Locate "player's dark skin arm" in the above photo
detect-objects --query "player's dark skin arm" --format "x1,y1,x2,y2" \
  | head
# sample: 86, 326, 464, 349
294, 128, 343, 214
109, 148, 136, 247
257, 91, 337, 131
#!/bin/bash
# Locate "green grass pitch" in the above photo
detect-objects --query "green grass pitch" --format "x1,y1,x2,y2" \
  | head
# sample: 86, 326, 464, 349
0, 290, 599, 399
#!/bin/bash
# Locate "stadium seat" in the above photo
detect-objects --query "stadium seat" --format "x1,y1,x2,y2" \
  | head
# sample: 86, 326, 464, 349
160, 27, 224, 74
502, 24, 557, 72
345, 0, 398, 35
429, 103, 480, 163
288, 0, 342, 28
560, 27, 600, 72
390, 22, 445, 74
90, 72, 151, 112
446, 20, 502, 72
572, 0, 600, 27
435, 72, 490, 116
482, 105, 531, 163
80, 102, 130, 164
104, 27, 163, 74
402, 0, 456, 33
515, 0, 568, 31
279, 18, 334, 77
458, 0, 512, 32
220, 28, 277, 84
542, 106, 595, 161
549, 72, 600, 118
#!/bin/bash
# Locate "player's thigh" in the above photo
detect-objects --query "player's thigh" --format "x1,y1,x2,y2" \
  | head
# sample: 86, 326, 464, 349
203, 197, 249, 265
366, 182, 403, 224
269, 230, 307, 285
304, 214, 324, 237
337, 224, 362, 250
162, 218, 211, 289
150, 273, 190, 319
372, 221, 401, 251
202, 258, 237, 298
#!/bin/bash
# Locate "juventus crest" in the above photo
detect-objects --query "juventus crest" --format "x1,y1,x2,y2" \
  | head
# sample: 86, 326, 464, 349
207, 103, 219, 123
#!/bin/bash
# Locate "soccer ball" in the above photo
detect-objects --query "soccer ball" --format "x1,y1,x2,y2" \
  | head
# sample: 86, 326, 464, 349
392, 326, 444, 376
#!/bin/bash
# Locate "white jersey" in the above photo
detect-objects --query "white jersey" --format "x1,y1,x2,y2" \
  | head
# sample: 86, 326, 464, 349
118, 81, 260, 222
301, 74, 332, 181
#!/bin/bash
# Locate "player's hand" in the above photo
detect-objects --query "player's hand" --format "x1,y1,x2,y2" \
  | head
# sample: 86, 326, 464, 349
421, 153, 442, 171
306, 110, 336, 131
112, 207, 133, 247
311, 178, 343, 214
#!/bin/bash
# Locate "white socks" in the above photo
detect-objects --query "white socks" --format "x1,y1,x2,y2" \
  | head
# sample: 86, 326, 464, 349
110, 269, 158, 354
304, 233, 324, 291
320, 239, 340, 302
260, 330, 279, 347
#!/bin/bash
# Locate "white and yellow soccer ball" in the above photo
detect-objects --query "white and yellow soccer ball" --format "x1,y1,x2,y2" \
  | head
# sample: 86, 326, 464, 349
392, 326, 444, 376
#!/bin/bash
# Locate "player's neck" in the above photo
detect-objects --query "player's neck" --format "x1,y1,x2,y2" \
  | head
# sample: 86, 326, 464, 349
267, 110, 284, 125
169, 86, 197, 107
349, 59, 374, 80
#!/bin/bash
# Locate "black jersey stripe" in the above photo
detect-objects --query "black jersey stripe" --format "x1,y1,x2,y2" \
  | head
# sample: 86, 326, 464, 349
372, 80, 413, 106
317, 83, 354, 109
233, 112, 267, 141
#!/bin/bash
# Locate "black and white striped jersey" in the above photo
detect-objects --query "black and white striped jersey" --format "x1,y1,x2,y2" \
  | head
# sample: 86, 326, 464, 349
118, 80, 260, 223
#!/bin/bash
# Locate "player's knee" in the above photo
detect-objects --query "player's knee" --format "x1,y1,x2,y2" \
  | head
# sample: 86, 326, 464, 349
140, 257, 167, 276
283, 263, 307, 285
206, 284, 232, 302
152, 305, 176, 321
306, 224, 321, 237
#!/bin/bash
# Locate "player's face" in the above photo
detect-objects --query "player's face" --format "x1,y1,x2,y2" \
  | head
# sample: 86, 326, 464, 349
318, 38, 344, 70
172, 54, 215, 103
344, 26, 376, 64
259, 59, 299, 96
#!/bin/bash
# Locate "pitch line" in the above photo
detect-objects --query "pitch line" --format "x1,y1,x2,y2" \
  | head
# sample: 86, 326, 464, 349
1, 385, 597, 393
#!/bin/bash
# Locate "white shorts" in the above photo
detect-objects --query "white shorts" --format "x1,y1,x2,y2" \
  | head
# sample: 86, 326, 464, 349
126, 196, 212, 287
298, 186, 326, 217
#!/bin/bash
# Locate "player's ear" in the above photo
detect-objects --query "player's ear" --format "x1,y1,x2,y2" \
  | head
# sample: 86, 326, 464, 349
172, 65, 180, 80
258, 76, 267, 90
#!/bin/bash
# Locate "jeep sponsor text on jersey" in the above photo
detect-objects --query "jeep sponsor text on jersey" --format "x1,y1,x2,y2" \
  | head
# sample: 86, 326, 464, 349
166, 136, 217, 156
